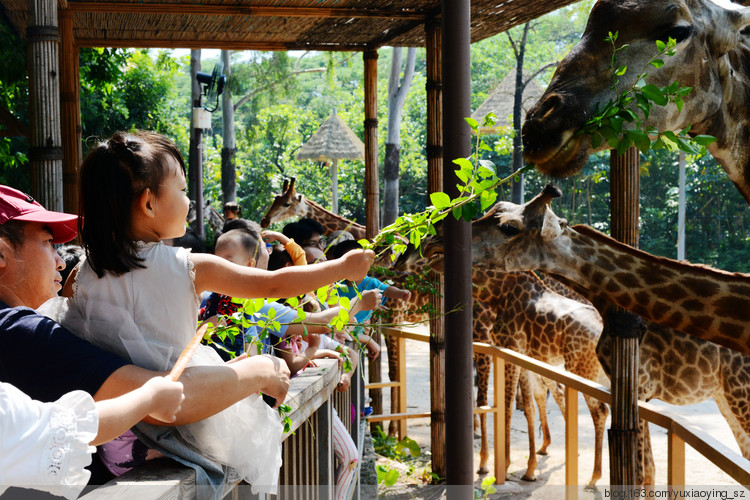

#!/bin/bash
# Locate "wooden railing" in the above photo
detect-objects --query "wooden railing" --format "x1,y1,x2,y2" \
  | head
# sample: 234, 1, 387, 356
81, 358, 366, 500
367, 327, 750, 496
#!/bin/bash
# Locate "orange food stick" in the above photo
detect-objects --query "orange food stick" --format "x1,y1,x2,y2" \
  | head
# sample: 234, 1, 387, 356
169, 323, 209, 381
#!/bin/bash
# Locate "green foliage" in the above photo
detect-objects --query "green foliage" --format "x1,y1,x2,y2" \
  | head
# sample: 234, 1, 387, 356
580, 32, 715, 157
475, 476, 498, 499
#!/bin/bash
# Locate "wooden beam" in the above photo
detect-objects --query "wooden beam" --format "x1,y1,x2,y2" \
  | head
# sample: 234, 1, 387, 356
68, 2, 427, 19
59, 8, 81, 215
75, 38, 375, 51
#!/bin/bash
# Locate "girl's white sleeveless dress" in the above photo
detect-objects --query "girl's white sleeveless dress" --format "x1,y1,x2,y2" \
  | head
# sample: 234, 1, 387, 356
39, 242, 282, 495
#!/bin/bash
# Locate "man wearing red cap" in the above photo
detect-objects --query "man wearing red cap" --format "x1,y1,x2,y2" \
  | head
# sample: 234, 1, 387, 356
0, 185, 291, 482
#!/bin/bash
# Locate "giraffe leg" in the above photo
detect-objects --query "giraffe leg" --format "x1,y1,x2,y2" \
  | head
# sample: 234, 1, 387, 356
518, 369, 538, 482
504, 362, 522, 480
713, 393, 750, 459
637, 418, 654, 485
475, 352, 491, 474
534, 375, 553, 455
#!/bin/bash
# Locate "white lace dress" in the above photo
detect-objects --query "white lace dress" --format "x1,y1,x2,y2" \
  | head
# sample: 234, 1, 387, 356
0, 382, 97, 500
39, 242, 283, 495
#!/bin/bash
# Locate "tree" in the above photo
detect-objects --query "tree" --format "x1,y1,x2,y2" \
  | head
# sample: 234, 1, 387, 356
221, 50, 237, 203
382, 47, 416, 226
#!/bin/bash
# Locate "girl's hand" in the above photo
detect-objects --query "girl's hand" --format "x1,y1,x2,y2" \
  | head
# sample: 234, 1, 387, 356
337, 372, 352, 392
340, 249, 375, 281
144, 377, 185, 423
399, 289, 412, 302
366, 337, 381, 360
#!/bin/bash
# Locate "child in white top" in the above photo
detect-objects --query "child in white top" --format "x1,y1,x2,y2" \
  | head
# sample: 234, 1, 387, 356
41, 131, 374, 496
0, 377, 183, 500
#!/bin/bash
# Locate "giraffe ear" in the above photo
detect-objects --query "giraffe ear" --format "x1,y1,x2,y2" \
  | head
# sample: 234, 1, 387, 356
708, 5, 750, 57
540, 206, 563, 242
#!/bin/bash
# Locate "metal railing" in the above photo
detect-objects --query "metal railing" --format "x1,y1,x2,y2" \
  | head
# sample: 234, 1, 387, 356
366, 327, 750, 496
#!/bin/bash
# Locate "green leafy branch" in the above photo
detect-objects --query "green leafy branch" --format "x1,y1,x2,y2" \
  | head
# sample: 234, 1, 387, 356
580, 31, 715, 157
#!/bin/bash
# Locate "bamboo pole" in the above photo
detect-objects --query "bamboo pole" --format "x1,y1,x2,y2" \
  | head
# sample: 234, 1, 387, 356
59, 8, 81, 215
609, 145, 641, 488
27, 0, 64, 212
425, 17, 447, 482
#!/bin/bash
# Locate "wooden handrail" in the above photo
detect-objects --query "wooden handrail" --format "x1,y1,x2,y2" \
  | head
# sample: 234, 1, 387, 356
374, 326, 750, 488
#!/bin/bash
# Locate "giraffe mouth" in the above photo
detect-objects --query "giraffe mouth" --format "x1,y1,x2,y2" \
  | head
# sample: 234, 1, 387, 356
531, 133, 589, 178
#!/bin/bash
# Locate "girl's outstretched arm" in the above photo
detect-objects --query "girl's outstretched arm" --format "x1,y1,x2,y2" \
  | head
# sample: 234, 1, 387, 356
191, 249, 375, 299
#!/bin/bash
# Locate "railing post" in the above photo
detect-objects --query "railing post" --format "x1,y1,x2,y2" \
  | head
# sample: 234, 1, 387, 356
397, 335, 407, 440
565, 386, 579, 500
668, 428, 686, 489
494, 355, 505, 484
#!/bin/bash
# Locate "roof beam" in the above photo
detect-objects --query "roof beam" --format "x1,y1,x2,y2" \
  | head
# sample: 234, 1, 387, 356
75, 37, 377, 52
68, 2, 427, 20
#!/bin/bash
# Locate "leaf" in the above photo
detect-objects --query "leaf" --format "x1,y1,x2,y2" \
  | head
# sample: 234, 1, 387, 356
656, 39, 666, 51
615, 65, 627, 76
430, 191, 451, 209
650, 58, 664, 68
641, 84, 668, 106
464, 117, 479, 130
627, 129, 651, 154
692, 134, 716, 146
591, 132, 602, 149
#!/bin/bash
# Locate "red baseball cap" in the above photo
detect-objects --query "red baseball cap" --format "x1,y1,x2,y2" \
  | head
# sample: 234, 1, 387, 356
0, 185, 78, 243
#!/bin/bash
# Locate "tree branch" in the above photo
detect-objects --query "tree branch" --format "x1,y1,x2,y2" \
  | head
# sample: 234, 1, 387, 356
234, 67, 325, 112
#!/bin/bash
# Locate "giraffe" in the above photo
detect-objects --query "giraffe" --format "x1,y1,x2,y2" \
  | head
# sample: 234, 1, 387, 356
259, 177, 367, 240
551, 271, 750, 484
391, 254, 608, 485
522, 0, 750, 204
443, 184, 750, 358
260, 181, 605, 481
413, 184, 750, 481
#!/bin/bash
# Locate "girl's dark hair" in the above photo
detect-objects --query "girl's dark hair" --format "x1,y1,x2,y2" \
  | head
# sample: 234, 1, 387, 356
267, 246, 293, 271
79, 131, 186, 277
328, 239, 362, 260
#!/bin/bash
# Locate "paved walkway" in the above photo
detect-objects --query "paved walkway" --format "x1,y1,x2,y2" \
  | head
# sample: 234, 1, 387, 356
371, 336, 746, 498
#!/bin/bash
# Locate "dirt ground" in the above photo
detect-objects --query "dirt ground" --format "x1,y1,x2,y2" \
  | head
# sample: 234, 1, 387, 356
370, 335, 747, 498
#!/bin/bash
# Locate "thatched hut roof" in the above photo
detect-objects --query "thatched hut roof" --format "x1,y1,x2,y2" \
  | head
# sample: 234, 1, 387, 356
295, 112, 364, 162
471, 68, 544, 134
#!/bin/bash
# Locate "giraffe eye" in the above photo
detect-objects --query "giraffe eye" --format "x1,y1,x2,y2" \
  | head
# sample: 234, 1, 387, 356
661, 25, 692, 44
498, 224, 521, 237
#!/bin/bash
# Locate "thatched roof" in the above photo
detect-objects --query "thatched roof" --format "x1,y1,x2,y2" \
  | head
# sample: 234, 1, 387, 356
1, 0, 587, 50
295, 112, 364, 161
471, 68, 544, 133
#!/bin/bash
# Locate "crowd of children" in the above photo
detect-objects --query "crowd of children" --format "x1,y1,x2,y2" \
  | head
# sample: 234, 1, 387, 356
0, 130, 413, 499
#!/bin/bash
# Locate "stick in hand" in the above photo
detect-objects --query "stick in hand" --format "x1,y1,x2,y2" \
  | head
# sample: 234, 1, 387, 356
169, 323, 209, 381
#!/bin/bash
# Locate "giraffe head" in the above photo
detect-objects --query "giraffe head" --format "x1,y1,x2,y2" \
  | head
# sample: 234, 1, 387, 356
403, 184, 569, 274
522, 0, 750, 178
260, 177, 307, 228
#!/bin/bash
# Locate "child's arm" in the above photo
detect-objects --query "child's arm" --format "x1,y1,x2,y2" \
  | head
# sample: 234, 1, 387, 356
191, 249, 374, 299
356, 332, 381, 360
263, 231, 307, 266
92, 376, 184, 445
276, 334, 321, 375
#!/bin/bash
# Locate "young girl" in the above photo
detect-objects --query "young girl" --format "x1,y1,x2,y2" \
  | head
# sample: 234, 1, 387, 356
1, 376, 183, 500
40, 131, 374, 496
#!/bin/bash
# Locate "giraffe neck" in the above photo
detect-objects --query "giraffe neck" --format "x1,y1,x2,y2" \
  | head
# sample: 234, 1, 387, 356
533, 224, 750, 355
301, 197, 366, 239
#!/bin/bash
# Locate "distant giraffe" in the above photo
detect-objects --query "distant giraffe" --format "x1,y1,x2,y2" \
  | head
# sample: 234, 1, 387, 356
260, 177, 366, 240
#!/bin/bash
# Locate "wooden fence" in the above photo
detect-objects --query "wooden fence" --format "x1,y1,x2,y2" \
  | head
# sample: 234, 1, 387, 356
367, 327, 750, 497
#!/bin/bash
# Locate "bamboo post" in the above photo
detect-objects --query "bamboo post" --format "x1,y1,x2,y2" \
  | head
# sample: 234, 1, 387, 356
363, 49, 382, 434
609, 146, 641, 488
425, 17, 447, 482
27, 0, 64, 212
59, 8, 81, 215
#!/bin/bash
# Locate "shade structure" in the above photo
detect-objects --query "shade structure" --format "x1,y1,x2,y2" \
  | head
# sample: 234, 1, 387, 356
295, 111, 364, 214
471, 68, 544, 134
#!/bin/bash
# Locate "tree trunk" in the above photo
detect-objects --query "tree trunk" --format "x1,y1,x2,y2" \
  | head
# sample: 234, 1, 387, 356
221, 50, 236, 204
382, 47, 416, 227
510, 23, 530, 205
